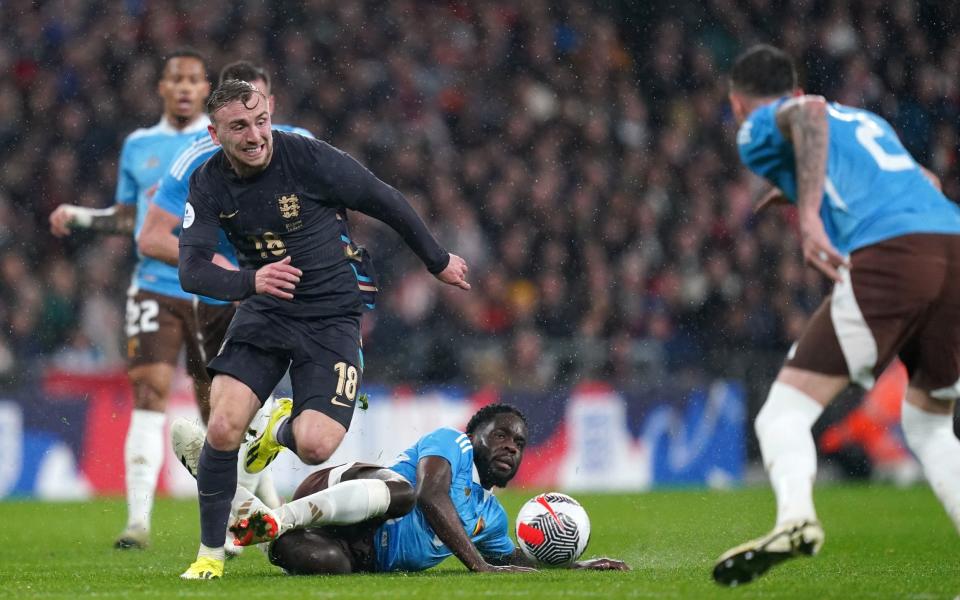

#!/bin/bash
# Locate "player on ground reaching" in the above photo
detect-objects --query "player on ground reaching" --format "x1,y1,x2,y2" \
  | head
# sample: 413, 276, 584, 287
176, 79, 471, 580
174, 404, 628, 574
48, 49, 211, 550
713, 44, 960, 586
141, 61, 313, 512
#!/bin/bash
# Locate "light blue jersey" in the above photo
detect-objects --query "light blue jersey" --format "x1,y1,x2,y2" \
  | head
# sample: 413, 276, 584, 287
152, 124, 313, 305
374, 427, 516, 572
118, 116, 210, 300
737, 98, 960, 254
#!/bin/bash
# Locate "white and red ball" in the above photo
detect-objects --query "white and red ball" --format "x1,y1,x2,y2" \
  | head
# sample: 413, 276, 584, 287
515, 492, 591, 566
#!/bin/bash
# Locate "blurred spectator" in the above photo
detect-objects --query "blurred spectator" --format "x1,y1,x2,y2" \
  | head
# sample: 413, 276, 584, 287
0, 0, 957, 393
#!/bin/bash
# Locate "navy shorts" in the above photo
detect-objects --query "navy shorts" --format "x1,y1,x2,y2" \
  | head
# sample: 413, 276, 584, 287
208, 305, 363, 429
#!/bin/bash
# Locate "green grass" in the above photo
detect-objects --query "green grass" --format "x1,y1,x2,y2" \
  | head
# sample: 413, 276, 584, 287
1, 485, 957, 599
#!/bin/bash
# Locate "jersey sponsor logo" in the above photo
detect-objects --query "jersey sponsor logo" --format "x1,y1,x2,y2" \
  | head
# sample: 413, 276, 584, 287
183, 202, 195, 228
219, 209, 240, 219
278, 194, 300, 219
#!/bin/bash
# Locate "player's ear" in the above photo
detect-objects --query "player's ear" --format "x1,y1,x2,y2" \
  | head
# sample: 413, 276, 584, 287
208, 124, 221, 146
729, 91, 745, 122
268, 94, 276, 115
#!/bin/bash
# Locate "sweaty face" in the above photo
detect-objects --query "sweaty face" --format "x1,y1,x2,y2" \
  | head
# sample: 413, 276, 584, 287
211, 93, 274, 177
158, 57, 209, 123
470, 413, 527, 489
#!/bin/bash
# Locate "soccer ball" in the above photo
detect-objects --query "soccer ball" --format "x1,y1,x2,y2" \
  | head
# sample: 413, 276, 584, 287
515, 492, 591, 566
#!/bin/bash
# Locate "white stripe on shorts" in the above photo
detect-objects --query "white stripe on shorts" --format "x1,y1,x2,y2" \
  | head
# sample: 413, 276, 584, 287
830, 266, 878, 388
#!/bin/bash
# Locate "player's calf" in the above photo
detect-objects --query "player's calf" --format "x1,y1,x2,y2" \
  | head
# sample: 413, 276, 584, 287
268, 529, 353, 575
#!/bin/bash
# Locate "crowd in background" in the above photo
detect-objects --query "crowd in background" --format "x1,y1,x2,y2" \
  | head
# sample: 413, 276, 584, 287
1, 0, 958, 395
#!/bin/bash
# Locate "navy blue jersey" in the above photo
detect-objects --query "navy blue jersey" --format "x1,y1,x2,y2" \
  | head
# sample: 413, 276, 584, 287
152, 125, 313, 305
179, 130, 448, 314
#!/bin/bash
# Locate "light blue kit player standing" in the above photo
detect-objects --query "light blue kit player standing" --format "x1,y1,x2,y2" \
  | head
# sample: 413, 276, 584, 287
713, 44, 960, 587
139, 61, 314, 513
48, 50, 212, 550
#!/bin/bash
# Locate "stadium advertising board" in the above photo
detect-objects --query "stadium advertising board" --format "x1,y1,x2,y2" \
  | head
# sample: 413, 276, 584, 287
1, 372, 745, 499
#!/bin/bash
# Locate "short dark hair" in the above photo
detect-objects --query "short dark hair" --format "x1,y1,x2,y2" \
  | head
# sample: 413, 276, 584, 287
465, 403, 528, 435
160, 47, 208, 77
730, 44, 797, 97
219, 60, 271, 92
206, 79, 266, 117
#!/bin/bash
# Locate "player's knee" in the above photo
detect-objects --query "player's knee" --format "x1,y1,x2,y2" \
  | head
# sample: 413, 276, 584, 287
385, 480, 416, 518
129, 371, 170, 412
269, 530, 351, 575
297, 440, 338, 465
205, 411, 245, 450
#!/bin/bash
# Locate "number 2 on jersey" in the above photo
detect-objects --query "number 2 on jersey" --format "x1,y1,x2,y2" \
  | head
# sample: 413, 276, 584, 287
854, 116, 912, 172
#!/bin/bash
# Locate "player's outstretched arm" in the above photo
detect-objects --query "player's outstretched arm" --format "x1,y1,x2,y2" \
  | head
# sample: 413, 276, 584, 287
49, 203, 135, 237
775, 95, 846, 282
416, 456, 534, 573
501, 548, 628, 571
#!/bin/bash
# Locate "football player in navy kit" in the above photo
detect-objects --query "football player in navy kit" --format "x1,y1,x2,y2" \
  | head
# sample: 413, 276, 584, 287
177, 79, 469, 579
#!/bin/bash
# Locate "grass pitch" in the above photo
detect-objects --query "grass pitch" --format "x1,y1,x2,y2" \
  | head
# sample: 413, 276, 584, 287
1, 485, 957, 599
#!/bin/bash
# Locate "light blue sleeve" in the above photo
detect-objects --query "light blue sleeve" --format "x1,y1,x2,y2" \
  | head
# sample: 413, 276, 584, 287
736, 102, 791, 181
275, 125, 315, 139
475, 502, 516, 560
416, 428, 467, 472
152, 166, 189, 217
115, 138, 138, 205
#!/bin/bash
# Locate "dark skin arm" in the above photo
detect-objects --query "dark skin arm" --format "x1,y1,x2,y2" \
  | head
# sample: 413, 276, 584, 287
494, 548, 630, 571
415, 456, 534, 574
774, 95, 846, 282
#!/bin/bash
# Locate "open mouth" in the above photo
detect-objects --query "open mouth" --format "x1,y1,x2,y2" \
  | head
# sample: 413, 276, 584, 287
242, 144, 265, 160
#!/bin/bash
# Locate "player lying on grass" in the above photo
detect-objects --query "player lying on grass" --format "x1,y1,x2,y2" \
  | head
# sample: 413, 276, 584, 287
176, 403, 628, 574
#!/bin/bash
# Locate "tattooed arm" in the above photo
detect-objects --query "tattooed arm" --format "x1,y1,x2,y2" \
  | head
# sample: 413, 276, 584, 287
775, 95, 846, 281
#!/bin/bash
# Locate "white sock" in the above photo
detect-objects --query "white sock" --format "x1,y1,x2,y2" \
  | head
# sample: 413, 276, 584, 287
902, 402, 960, 533
197, 543, 225, 562
278, 479, 391, 528
256, 468, 282, 509
124, 409, 166, 531
755, 382, 824, 526
236, 439, 263, 497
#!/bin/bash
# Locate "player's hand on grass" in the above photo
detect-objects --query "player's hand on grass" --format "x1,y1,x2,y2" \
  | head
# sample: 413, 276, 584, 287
436, 253, 470, 290
255, 256, 302, 300
572, 558, 630, 571
49, 204, 77, 237
800, 217, 847, 283
477, 563, 537, 574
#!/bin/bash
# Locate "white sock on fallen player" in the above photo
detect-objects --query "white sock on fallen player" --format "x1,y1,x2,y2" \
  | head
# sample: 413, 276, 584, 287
256, 468, 282, 509
124, 408, 166, 532
236, 438, 263, 498
901, 401, 960, 533
278, 479, 391, 528
755, 382, 824, 527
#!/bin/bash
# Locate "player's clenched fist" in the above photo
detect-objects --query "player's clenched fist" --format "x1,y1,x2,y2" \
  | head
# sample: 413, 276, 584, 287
49, 204, 76, 237
255, 256, 302, 300
436, 253, 470, 290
